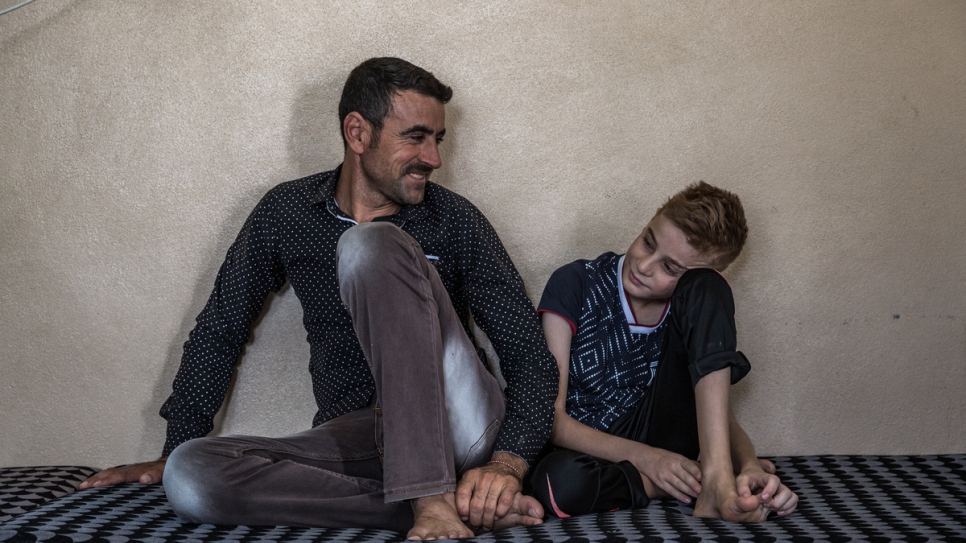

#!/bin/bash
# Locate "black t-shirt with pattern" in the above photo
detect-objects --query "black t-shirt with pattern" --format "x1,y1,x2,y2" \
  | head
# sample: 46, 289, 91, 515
537, 252, 668, 432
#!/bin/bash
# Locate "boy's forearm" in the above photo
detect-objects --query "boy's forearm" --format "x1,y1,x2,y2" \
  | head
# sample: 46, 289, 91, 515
551, 408, 649, 465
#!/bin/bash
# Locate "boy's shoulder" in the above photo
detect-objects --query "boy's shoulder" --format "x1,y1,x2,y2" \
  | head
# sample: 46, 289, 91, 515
545, 251, 621, 295
556, 251, 621, 280
539, 252, 625, 328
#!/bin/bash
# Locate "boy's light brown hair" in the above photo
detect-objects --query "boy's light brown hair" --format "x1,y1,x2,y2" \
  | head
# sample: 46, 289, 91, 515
656, 181, 748, 271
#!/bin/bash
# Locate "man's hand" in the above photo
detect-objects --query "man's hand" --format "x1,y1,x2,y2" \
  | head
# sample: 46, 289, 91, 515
736, 468, 798, 517
79, 458, 167, 489
632, 446, 702, 503
455, 452, 525, 531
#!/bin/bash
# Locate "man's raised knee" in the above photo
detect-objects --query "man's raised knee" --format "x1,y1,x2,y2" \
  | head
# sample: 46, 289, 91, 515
336, 222, 414, 283
163, 439, 237, 524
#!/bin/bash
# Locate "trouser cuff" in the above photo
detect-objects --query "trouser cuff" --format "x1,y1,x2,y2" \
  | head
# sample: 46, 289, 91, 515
385, 481, 457, 503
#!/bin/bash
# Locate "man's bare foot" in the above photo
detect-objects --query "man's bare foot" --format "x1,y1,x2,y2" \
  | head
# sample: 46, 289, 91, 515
490, 493, 545, 531
408, 492, 474, 540
693, 476, 768, 522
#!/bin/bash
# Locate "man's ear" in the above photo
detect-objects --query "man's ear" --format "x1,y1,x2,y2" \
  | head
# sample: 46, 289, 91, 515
343, 112, 371, 155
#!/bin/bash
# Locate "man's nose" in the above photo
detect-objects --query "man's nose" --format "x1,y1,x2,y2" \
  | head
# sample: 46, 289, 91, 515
421, 140, 442, 169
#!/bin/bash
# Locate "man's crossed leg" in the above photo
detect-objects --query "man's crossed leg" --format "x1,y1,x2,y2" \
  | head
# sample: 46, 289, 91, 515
164, 223, 542, 537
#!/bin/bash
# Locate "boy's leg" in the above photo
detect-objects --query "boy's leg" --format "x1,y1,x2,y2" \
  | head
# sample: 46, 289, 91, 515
336, 222, 506, 502
163, 406, 414, 531
636, 268, 749, 456
646, 268, 763, 520
529, 449, 648, 517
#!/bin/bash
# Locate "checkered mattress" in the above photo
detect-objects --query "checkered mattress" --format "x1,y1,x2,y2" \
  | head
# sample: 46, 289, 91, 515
1, 455, 964, 542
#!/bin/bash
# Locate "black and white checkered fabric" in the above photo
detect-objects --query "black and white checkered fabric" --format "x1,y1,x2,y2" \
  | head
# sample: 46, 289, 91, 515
0, 466, 96, 524
1, 456, 964, 542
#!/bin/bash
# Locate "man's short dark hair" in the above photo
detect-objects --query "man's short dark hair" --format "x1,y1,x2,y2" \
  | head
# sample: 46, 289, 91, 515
338, 57, 453, 147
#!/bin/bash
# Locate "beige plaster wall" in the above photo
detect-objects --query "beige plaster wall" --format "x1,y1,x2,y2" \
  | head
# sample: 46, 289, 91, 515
1, 1, 964, 469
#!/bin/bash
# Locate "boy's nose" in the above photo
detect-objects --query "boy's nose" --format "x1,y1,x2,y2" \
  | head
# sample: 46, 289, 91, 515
637, 257, 654, 277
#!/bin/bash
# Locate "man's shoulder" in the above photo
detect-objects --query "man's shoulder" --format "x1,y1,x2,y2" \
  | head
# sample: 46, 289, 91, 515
263, 170, 337, 203
423, 182, 484, 216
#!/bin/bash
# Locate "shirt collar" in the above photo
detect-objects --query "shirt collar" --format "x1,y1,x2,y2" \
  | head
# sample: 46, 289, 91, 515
312, 163, 428, 225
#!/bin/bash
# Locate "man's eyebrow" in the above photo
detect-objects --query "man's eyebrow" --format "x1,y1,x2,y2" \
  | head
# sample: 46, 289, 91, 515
400, 125, 444, 138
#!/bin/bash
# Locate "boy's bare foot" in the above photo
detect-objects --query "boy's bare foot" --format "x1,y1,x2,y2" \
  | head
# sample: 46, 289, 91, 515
490, 493, 545, 531
408, 492, 474, 540
693, 476, 768, 522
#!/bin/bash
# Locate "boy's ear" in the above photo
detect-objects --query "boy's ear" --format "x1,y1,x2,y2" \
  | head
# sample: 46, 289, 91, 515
708, 252, 730, 272
343, 112, 372, 155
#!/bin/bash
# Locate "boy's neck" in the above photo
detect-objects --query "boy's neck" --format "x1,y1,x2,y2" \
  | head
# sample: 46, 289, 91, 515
630, 297, 671, 327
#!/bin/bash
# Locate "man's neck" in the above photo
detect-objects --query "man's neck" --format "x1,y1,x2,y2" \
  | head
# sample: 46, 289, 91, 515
335, 160, 401, 223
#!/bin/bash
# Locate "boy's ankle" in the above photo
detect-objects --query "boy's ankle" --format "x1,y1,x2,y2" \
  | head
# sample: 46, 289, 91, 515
699, 467, 736, 491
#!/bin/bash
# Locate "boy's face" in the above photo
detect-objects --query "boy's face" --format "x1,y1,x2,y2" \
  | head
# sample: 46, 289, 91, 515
623, 213, 715, 303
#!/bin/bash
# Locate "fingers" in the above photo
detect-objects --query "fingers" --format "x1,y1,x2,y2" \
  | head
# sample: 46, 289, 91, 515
684, 459, 703, 483
664, 462, 702, 502
79, 460, 167, 490
458, 466, 522, 531
758, 458, 776, 474
740, 472, 780, 502
657, 473, 699, 504
639, 452, 703, 503
455, 471, 479, 519
138, 464, 165, 485
494, 487, 515, 520
80, 469, 124, 489
518, 493, 544, 520
675, 473, 701, 501
758, 474, 781, 501
491, 493, 546, 531
470, 476, 518, 530
764, 485, 799, 516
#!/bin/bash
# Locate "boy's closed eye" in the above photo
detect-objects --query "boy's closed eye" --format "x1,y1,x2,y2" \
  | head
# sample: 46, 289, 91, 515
663, 262, 685, 276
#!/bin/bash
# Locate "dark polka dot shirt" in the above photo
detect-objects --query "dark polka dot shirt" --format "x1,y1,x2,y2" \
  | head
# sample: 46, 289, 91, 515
159, 166, 558, 465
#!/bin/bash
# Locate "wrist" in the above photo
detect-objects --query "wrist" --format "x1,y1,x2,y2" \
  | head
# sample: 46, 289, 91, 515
489, 451, 528, 480
487, 460, 523, 481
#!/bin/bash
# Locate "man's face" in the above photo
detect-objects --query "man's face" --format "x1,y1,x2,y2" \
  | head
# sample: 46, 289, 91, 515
622, 213, 715, 303
359, 90, 446, 206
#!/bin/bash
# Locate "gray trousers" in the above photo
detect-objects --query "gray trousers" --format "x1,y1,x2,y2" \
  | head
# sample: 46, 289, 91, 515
163, 222, 506, 531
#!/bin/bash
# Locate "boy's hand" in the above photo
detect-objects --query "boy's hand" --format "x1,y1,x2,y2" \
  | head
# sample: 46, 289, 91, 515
632, 446, 702, 503
735, 468, 798, 517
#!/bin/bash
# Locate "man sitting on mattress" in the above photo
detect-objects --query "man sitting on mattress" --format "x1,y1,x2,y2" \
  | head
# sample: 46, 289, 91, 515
81, 57, 558, 540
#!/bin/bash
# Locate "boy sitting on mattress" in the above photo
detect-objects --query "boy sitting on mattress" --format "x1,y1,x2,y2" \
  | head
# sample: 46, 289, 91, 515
531, 182, 798, 521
